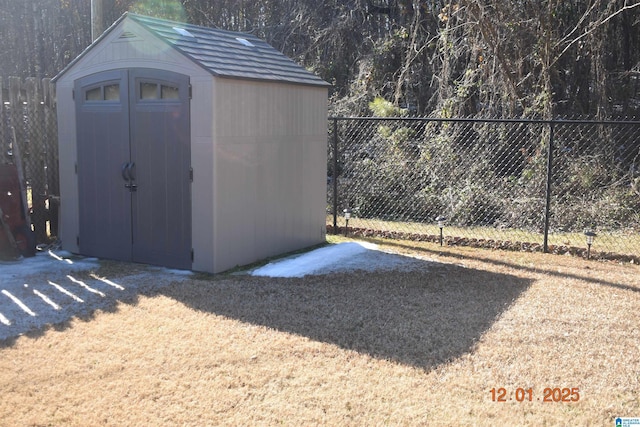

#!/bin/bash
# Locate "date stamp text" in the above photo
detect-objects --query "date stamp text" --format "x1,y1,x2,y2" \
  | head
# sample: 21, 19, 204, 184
490, 387, 580, 402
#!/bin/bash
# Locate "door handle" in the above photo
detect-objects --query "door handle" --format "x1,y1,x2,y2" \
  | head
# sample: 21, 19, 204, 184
122, 162, 137, 191
127, 162, 136, 181
121, 162, 131, 181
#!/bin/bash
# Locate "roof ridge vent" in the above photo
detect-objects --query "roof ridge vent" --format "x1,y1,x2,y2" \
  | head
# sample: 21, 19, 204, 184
235, 37, 255, 47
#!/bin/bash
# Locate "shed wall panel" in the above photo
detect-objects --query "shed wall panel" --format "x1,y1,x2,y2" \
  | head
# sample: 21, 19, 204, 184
211, 79, 327, 272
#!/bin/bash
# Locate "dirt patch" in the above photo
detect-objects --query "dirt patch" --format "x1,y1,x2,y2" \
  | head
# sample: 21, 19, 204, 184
1, 239, 639, 425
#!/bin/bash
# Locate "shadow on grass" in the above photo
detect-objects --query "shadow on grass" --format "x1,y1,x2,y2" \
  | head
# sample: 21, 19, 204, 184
372, 238, 640, 294
0, 259, 181, 348
161, 254, 533, 370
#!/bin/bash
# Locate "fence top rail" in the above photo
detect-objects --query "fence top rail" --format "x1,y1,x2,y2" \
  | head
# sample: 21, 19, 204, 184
328, 116, 640, 125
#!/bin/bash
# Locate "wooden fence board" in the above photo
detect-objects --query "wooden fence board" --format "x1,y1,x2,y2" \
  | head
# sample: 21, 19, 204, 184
0, 76, 59, 244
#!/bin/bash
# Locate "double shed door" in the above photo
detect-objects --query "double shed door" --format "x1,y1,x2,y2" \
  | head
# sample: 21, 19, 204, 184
75, 68, 191, 269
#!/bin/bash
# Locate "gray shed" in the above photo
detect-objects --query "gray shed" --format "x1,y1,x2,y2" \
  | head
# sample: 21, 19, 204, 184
54, 13, 330, 273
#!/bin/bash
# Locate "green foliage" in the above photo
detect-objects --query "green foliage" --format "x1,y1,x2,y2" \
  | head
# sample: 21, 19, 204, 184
129, 0, 187, 21
368, 97, 408, 117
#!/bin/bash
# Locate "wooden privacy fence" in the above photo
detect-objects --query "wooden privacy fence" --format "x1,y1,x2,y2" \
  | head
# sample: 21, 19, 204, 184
0, 76, 59, 244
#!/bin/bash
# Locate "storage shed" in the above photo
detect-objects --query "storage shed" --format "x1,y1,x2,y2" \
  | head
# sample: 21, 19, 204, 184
54, 13, 330, 273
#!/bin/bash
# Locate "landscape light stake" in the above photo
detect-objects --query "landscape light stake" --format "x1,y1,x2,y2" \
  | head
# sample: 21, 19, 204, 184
343, 208, 352, 237
584, 230, 596, 259
436, 215, 447, 246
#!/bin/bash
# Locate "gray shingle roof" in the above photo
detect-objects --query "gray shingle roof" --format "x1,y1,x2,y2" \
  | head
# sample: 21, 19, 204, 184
128, 13, 330, 87
54, 13, 330, 87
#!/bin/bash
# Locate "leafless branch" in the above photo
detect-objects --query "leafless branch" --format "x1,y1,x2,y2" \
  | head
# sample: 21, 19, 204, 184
551, 0, 640, 68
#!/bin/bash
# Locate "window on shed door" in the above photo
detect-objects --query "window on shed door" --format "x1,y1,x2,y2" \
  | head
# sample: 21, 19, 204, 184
104, 84, 120, 100
139, 82, 180, 100
85, 87, 102, 101
140, 82, 158, 99
161, 84, 179, 99
85, 84, 120, 101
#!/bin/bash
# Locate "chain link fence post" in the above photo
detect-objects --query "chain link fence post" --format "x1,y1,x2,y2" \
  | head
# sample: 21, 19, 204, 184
543, 121, 554, 253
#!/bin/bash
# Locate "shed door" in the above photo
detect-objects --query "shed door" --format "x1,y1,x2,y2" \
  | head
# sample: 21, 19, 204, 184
75, 69, 191, 269
76, 70, 131, 262
129, 69, 191, 269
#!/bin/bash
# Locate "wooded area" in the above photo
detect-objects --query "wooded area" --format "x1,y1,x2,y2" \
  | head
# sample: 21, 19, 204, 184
1, 0, 639, 118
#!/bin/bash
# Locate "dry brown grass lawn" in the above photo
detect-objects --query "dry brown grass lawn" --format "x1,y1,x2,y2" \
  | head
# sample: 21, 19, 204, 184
1, 238, 639, 426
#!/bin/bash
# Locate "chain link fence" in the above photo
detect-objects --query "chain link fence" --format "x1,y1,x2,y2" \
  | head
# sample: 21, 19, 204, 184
328, 117, 640, 262
1, 77, 59, 246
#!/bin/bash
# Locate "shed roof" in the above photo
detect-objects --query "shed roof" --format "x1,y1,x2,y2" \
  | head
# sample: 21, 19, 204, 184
54, 12, 330, 87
